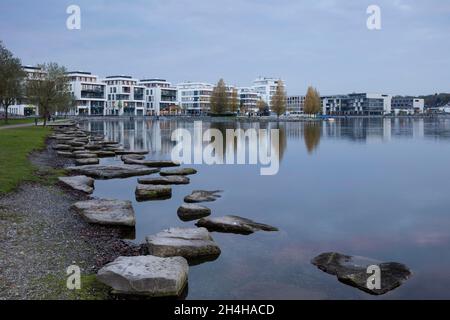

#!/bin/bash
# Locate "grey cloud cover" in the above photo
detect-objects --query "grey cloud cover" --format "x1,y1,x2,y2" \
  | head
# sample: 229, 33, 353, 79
0, 0, 449, 95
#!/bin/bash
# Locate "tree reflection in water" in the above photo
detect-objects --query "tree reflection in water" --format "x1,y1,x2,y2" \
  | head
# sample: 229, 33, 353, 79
303, 122, 321, 154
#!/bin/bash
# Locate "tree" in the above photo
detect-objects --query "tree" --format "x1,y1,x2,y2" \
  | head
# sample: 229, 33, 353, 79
270, 80, 287, 118
256, 99, 268, 114
304, 86, 321, 115
26, 62, 72, 125
229, 88, 239, 113
0, 42, 26, 123
210, 78, 229, 115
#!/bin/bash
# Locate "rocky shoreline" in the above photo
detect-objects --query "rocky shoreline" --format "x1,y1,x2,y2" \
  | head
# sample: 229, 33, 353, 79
0, 128, 141, 300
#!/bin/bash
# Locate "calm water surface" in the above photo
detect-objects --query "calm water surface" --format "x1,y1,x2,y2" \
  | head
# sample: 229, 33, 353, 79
81, 117, 450, 299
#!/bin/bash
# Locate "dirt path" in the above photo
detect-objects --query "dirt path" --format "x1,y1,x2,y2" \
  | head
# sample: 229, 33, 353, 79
0, 138, 140, 300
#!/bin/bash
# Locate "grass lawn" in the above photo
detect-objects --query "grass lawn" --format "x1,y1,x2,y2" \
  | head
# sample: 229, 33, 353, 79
0, 126, 51, 194
0, 118, 37, 126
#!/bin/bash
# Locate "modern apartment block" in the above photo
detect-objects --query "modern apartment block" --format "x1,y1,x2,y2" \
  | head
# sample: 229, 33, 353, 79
287, 95, 305, 113
347, 93, 392, 115
103, 76, 145, 116
176, 82, 214, 114
252, 77, 282, 107
139, 79, 178, 116
321, 95, 350, 114
391, 96, 424, 115
321, 93, 393, 115
238, 87, 260, 113
67, 71, 107, 116
2, 66, 46, 116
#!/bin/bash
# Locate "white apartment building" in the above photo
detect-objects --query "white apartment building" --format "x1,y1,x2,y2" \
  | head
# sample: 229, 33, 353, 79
2, 66, 46, 116
176, 82, 214, 114
391, 96, 424, 115
103, 76, 145, 116
67, 71, 107, 116
252, 77, 282, 108
139, 79, 178, 116
287, 95, 305, 113
238, 87, 260, 113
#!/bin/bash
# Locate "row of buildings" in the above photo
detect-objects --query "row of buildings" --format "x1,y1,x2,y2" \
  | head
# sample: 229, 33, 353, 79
5, 66, 427, 117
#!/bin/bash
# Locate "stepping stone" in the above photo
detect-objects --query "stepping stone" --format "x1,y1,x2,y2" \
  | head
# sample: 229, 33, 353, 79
85, 144, 102, 151
56, 151, 74, 158
52, 136, 73, 141
115, 150, 149, 155
67, 141, 85, 147
94, 150, 116, 158
75, 153, 98, 159
184, 190, 222, 203
72, 199, 135, 226
135, 184, 172, 201
196, 215, 278, 235
67, 164, 159, 179
75, 158, 99, 166
103, 147, 124, 152
73, 150, 91, 155
160, 168, 197, 176
97, 255, 188, 297
58, 175, 94, 194
138, 176, 190, 185
123, 158, 180, 168
98, 141, 119, 146
177, 204, 211, 221
121, 154, 145, 161
311, 252, 412, 295
52, 144, 71, 151
145, 227, 221, 264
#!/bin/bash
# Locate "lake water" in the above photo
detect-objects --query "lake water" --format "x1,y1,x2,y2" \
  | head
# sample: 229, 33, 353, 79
80, 117, 450, 299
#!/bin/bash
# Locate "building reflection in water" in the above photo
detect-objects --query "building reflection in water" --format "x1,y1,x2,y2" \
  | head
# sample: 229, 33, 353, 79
80, 117, 450, 163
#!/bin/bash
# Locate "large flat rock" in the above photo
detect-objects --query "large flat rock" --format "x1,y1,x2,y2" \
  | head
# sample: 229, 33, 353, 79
177, 204, 211, 221
56, 151, 74, 158
311, 252, 412, 295
97, 255, 188, 297
138, 176, 190, 185
196, 215, 278, 235
93, 150, 116, 158
75, 153, 98, 159
75, 158, 99, 166
67, 164, 159, 179
115, 150, 149, 155
52, 144, 71, 151
121, 154, 145, 161
160, 168, 197, 176
58, 175, 94, 194
72, 199, 135, 226
135, 184, 172, 201
123, 158, 180, 168
145, 227, 221, 264
184, 190, 222, 203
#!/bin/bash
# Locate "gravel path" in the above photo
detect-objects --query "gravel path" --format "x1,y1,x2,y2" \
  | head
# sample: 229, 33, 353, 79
0, 138, 141, 300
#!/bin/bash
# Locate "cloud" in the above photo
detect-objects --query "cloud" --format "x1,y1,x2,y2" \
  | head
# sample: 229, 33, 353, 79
0, 0, 449, 95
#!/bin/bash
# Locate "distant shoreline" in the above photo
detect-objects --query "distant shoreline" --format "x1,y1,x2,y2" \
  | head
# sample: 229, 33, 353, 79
68, 114, 450, 122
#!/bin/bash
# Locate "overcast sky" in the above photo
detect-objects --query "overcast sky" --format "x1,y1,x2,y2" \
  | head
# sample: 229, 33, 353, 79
1, 0, 449, 95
